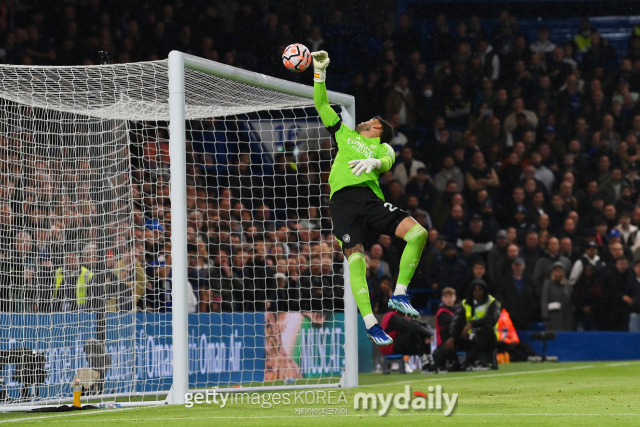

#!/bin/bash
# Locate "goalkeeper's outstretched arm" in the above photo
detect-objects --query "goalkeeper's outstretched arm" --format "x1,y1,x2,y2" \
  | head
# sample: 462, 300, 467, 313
311, 51, 340, 128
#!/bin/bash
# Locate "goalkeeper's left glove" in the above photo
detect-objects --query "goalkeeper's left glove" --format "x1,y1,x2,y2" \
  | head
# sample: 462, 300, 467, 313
311, 51, 330, 83
349, 158, 382, 177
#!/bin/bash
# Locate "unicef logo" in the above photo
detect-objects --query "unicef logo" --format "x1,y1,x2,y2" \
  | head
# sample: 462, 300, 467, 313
343, 234, 351, 243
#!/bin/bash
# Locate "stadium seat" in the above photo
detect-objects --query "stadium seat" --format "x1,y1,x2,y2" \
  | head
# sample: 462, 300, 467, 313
382, 354, 406, 374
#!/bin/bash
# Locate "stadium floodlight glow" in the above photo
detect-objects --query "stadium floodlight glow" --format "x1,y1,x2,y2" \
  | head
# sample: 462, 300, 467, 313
0, 51, 358, 410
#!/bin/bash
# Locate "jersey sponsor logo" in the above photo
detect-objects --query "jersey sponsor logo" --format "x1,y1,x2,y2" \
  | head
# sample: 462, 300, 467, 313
384, 203, 398, 212
356, 288, 368, 295
347, 138, 375, 159
343, 234, 351, 243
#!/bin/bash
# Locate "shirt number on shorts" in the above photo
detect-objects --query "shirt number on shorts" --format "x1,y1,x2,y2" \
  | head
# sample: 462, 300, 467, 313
384, 203, 398, 212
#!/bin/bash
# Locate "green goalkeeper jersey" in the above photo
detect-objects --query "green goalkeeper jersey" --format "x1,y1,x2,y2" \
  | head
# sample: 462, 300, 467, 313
313, 82, 395, 200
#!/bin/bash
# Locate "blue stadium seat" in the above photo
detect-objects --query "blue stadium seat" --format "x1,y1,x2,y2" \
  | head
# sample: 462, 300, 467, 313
382, 354, 406, 374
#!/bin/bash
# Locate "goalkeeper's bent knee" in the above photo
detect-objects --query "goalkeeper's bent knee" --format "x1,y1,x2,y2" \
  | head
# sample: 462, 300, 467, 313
403, 224, 428, 247
396, 224, 428, 288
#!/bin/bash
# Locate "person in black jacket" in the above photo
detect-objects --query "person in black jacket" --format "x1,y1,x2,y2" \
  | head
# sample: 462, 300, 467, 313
380, 310, 433, 370
429, 287, 458, 372
624, 260, 640, 332
604, 257, 630, 331
500, 257, 538, 330
441, 279, 501, 370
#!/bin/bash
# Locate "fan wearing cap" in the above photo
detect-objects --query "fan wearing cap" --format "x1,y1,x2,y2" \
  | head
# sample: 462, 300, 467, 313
541, 261, 574, 331
567, 241, 605, 287
440, 279, 501, 371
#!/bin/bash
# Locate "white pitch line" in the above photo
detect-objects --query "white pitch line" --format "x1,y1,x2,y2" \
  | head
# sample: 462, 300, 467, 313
20, 413, 640, 422
0, 405, 157, 424
606, 361, 638, 367
3, 362, 639, 423
376, 364, 596, 387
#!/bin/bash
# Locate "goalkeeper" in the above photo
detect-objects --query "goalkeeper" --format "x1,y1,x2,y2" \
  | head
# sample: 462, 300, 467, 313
312, 51, 427, 346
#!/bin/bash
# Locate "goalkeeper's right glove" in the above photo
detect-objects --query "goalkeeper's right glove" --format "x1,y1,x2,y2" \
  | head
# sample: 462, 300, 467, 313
349, 158, 382, 177
311, 51, 330, 83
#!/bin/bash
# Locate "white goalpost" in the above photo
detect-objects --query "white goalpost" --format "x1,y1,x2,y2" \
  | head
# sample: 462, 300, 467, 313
0, 51, 358, 410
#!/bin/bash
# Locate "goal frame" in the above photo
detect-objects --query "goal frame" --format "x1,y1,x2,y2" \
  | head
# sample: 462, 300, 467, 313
167, 51, 359, 404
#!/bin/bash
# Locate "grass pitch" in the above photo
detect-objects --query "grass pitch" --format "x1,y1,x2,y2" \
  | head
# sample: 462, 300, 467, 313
1, 361, 639, 426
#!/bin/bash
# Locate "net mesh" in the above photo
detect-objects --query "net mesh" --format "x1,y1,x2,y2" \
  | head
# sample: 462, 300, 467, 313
0, 60, 346, 405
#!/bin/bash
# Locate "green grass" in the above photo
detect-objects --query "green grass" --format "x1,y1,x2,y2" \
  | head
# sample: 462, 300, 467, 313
1, 361, 640, 426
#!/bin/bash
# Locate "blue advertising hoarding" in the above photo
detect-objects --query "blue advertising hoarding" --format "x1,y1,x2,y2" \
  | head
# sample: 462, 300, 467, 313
0, 312, 265, 400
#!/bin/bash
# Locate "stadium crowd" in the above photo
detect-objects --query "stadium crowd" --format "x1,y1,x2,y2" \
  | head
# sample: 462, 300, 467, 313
1, 1, 640, 332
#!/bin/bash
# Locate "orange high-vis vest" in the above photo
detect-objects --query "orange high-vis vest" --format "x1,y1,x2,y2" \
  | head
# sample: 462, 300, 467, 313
498, 308, 519, 344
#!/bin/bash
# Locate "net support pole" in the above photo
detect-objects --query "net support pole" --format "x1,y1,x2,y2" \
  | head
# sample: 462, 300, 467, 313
341, 104, 358, 389
168, 50, 189, 405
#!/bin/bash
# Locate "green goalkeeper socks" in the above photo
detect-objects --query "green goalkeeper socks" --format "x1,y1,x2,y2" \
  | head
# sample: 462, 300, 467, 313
396, 224, 428, 292
347, 252, 373, 318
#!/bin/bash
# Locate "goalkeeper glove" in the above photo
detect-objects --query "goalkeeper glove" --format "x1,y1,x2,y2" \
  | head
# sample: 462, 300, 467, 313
349, 158, 382, 177
311, 51, 330, 83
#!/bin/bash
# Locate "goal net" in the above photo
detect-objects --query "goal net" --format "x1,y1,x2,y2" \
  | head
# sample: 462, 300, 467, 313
0, 53, 357, 408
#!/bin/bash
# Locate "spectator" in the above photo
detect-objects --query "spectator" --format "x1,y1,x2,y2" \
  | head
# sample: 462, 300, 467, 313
444, 83, 472, 128
385, 76, 415, 126
374, 276, 393, 314
477, 38, 500, 81
53, 251, 95, 312
533, 236, 572, 294
466, 152, 500, 195
624, 260, 640, 331
568, 241, 604, 286
605, 257, 630, 331
392, 148, 426, 189
442, 279, 500, 370
434, 157, 465, 194
457, 214, 494, 255
503, 98, 539, 134
369, 244, 392, 278
380, 307, 433, 371
541, 262, 574, 331
530, 151, 556, 192
487, 229, 509, 285
432, 242, 469, 296
441, 204, 466, 243
615, 212, 640, 251
385, 179, 408, 211
573, 18, 595, 53
430, 287, 457, 372
501, 257, 537, 330
530, 27, 556, 55
573, 263, 606, 330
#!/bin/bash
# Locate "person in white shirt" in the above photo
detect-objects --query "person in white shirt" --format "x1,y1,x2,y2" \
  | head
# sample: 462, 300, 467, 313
568, 241, 604, 286
528, 153, 555, 192
530, 27, 556, 55
615, 212, 640, 252
393, 146, 427, 187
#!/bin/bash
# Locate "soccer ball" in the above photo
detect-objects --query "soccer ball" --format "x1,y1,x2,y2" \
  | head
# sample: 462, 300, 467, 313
282, 43, 311, 73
